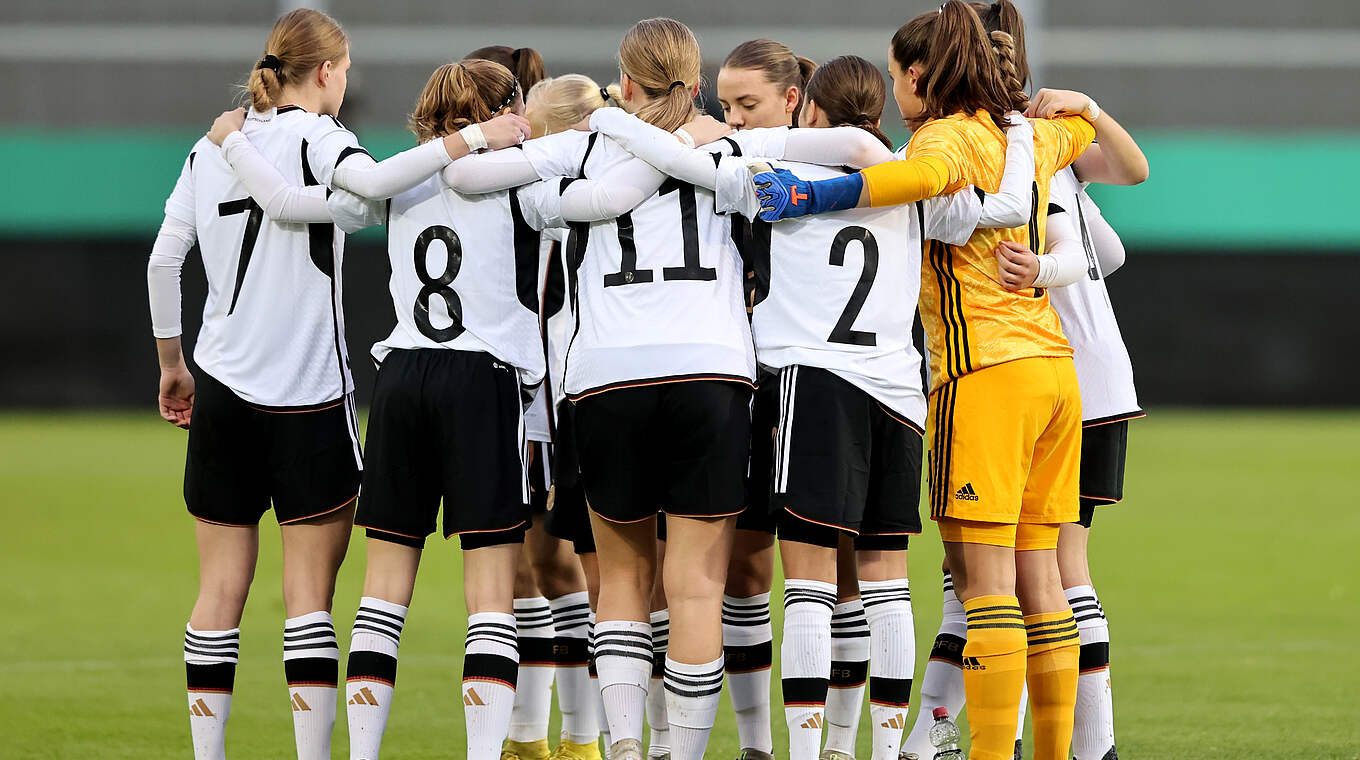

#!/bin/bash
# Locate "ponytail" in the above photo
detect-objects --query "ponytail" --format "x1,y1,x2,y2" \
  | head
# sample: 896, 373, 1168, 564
804, 56, 893, 149
970, 0, 1028, 88
617, 18, 702, 133
244, 8, 348, 112
890, 0, 1025, 129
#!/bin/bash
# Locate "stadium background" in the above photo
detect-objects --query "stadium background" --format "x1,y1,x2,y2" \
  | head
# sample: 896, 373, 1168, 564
1, 1, 1357, 758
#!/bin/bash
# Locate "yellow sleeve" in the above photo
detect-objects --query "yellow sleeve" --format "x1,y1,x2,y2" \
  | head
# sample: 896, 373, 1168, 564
1038, 115, 1096, 172
860, 155, 951, 208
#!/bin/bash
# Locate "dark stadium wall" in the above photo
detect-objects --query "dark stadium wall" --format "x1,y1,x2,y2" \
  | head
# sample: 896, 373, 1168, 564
0, 238, 1356, 409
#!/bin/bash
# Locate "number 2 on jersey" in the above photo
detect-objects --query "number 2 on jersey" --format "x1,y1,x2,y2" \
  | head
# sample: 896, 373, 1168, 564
218, 197, 263, 315
827, 226, 879, 347
603, 179, 716, 287
412, 225, 465, 342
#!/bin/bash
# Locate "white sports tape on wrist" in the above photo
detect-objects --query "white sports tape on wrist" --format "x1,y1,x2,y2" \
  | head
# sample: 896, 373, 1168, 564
460, 123, 488, 152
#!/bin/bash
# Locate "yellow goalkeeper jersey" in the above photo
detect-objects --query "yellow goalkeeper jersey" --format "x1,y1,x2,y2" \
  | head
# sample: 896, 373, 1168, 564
866, 110, 1094, 391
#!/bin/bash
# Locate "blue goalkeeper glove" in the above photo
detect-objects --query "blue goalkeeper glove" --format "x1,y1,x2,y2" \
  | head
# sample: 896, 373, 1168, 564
751, 164, 865, 222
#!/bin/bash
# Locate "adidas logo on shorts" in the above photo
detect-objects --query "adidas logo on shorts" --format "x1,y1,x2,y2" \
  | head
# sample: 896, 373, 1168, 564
954, 482, 980, 501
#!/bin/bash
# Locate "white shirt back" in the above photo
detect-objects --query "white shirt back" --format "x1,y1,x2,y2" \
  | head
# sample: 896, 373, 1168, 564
373, 176, 546, 389
522, 131, 755, 398
166, 106, 359, 408
1047, 168, 1140, 422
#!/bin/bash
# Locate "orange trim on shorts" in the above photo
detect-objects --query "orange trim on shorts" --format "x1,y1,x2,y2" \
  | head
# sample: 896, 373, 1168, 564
246, 398, 346, 414
781, 505, 857, 535
277, 493, 358, 525
876, 402, 925, 436
1081, 411, 1145, 428
444, 519, 529, 538
1079, 493, 1122, 504
355, 523, 427, 542
190, 513, 257, 528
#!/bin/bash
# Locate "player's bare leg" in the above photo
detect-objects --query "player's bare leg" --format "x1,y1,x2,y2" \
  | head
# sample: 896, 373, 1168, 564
823, 538, 867, 760
648, 536, 672, 760
590, 512, 661, 760
855, 548, 913, 760
723, 529, 776, 760
278, 501, 354, 760
508, 544, 555, 760
662, 514, 738, 760
185, 521, 258, 760
778, 539, 838, 760
1057, 522, 1114, 760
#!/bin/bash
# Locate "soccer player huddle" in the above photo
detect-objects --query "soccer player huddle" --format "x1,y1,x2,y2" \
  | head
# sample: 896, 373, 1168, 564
147, 3, 1147, 760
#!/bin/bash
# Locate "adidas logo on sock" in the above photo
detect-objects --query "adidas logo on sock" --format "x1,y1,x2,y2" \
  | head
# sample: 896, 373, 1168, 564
463, 687, 485, 706
349, 686, 380, 706
961, 656, 986, 671
189, 698, 214, 717
798, 713, 823, 730
880, 713, 905, 729
291, 693, 311, 712
954, 482, 979, 501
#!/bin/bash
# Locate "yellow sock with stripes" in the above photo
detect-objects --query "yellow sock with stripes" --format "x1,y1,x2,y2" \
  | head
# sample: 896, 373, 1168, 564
961, 595, 1027, 760
1024, 610, 1080, 760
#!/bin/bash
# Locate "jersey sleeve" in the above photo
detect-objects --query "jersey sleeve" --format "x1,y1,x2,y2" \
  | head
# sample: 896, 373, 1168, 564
163, 150, 198, 225
302, 116, 364, 187
1034, 115, 1096, 175
220, 131, 332, 223
520, 131, 592, 180
327, 188, 387, 234
558, 156, 668, 221
330, 138, 454, 200
780, 126, 897, 169
922, 189, 983, 246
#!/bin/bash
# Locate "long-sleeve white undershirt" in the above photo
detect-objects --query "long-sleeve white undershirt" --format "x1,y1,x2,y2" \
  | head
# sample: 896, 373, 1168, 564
220, 132, 331, 223
147, 214, 196, 338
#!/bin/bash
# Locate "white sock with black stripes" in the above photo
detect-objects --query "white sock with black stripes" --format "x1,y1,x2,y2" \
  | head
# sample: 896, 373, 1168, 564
664, 655, 725, 760
589, 613, 613, 754
782, 579, 837, 760
464, 612, 520, 760
510, 598, 556, 743
860, 580, 915, 760
184, 624, 239, 760
722, 593, 774, 753
647, 610, 671, 758
1067, 585, 1115, 760
284, 611, 340, 760
346, 597, 407, 760
900, 573, 965, 760
595, 619, 652, 743
824, 599, 869, 756
550, 592, 598, 745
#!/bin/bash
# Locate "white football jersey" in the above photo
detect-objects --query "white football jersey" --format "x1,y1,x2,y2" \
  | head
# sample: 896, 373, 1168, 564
372, 176, 546, 389
520, 131, 757, 398
1047, 168, 1141, 423
165, 106, 360, 408
749, 160, 980, 429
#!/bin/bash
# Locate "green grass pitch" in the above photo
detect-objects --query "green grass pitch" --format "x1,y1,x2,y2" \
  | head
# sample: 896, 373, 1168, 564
2, 410, 1358, 759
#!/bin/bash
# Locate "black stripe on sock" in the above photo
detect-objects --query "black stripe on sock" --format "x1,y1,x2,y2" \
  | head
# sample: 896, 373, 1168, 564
346, 650, 398, 685
519, 637, 558, 666
782, 676, 830, 705
829, 660, 868, 687
1079, 641, 1110, 671
285, 656, 339, 687
868, 676, 913, 707
464, 653, 519, 687
284, 621, 335, 635
186, 662, 236, 692
1027, 631, 1081, 647
723, 642, 774, 673
929, 633, 967, 666
553, 637, 591, 667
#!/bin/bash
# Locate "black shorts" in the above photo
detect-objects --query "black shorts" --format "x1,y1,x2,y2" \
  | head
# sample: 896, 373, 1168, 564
772, 366, 923, 541
357, 349, 529, 550
1076, 419, 1131, 528
572, 380, 752, 523
736, 376, 779, 534
184, 370, 361, 526
544, 400, 596, 554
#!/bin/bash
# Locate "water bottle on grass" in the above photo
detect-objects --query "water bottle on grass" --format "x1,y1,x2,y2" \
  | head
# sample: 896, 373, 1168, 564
928, 706, 964, 760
